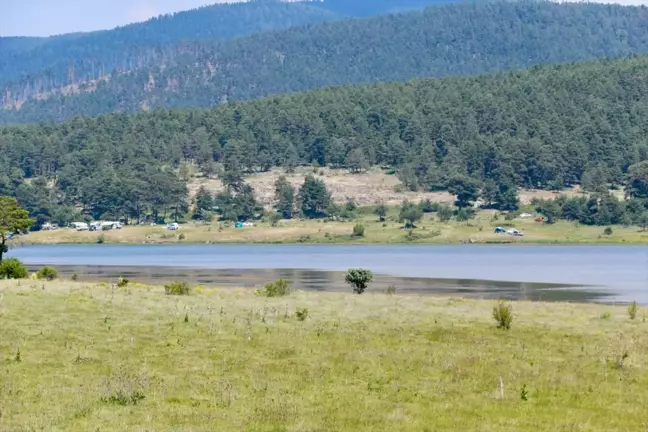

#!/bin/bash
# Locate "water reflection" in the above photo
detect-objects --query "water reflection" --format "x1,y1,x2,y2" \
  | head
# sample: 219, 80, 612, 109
38, 265, 612, 303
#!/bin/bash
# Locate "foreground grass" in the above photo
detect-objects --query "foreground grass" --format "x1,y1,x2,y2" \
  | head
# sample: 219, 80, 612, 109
20, 211, 648, 245
1, 281, 648, 431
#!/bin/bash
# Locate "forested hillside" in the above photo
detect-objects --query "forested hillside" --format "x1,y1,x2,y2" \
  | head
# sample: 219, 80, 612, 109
2, 55, 648, 225
318, 0, 461, 16
4, 1, 648, 124
0, 0, 456, 117
0, 1, 343, 99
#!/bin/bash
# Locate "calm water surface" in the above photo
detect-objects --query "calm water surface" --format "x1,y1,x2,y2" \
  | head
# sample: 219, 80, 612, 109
10, 244, 648, 303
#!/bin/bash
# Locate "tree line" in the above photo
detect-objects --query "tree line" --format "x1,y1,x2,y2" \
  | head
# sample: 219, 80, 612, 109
5, 1, 648, 123
1, 55, 648, 225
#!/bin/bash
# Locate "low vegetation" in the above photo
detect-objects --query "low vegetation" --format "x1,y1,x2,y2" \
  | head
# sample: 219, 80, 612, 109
257, 279, 291, 298
493, 302, 514, 330
163, 281, 192, 296
0, 280, 647, 431
0, 258, 28, 279
36, 266, 58, 281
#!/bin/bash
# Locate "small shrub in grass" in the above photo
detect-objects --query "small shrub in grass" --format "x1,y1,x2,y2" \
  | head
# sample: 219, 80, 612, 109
179, 233, 186, 240
36, 266, 58, 281
0, 258, 28, 279
386, 285, 397, 295
352, 223, 365, 237
101, 390, 145, 406
164, 281, 191, 296
628, 301, 638, 320
117, 277, 129, 288
296, 308, 309, 321
259, 279, 291, 297
600, 311, 612, 320
345, 268, 373, 294
603, 227, 613, 236
71, 273, 79, 281
100, 368, 148, 406
492, 302, 513, 330
97, 233, 105, 244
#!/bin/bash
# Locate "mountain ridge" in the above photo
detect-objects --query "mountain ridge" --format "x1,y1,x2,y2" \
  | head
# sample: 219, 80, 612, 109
3, 1, 648, 124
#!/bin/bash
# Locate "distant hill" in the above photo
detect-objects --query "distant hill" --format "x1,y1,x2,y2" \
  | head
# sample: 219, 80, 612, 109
3, 1, 648, 124
0, 1, 343, 93
0, 0, 457, 110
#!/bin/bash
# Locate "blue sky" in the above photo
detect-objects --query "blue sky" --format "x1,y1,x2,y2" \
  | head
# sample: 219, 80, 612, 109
0, 0, 240, 37
1, 0, 646, 37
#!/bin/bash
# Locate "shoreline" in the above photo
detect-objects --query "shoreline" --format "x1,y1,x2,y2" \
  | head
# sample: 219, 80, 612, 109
11, 215, 648, 246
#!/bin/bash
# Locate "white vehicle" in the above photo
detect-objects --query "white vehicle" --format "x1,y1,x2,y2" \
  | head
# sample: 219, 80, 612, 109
101, 221, 122, 230
166, 223, 180, 230
507, 229, 524, 237
70, 222, 89, 231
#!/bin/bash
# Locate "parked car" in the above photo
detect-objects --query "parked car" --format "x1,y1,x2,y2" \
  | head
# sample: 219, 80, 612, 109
70, 222, 89, 231
507, 229, 524, 237
494, 227, 506, 234
166, 223, 180, 230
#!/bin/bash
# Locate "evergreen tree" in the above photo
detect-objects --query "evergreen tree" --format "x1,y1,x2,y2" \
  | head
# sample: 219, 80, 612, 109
299, 175, 331, 219
274, 175, 295, 219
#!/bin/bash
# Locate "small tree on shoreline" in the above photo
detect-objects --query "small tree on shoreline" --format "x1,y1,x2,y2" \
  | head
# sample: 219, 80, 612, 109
345, 268, 373, 294
0, 197, 33, 262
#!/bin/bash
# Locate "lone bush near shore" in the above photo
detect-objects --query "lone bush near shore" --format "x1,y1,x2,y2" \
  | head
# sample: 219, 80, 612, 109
258, 279, 291, 297
493, 302, 513, 330
0, 258, 28, 279
352, 223, 365, 237
164, 281, 191, 296
628, 301, 638, 320
345, 268, 373, 294
36, 266, 58, 281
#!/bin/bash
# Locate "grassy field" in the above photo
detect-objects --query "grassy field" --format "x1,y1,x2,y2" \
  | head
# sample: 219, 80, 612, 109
1, 280, 647, 431
19, 209, 648, 245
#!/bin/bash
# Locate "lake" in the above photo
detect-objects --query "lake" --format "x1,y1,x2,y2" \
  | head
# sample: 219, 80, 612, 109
8, 244, 648, 303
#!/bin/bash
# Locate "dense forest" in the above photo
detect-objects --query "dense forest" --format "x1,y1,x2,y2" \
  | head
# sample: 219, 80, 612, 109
0, 0, 457, 114
0, 1, 342, 98
3, 1, 648, 124
1, 55, 648, 225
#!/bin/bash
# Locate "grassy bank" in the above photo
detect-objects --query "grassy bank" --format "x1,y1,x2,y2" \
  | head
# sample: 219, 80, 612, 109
1, 280, 647, 430
17, 210, 648, 245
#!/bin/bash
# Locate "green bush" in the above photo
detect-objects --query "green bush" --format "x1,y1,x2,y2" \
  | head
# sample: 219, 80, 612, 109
178, 233, 186, 240
437, 205, 454, 222
0, 258, 28, 279
36, 266, 58, 281
386, 284, 397, 295
493, 302, 513, 330
259, 279, 291, 297
628, 301, 638, 320
603, 226, 613, 236
352, 223, 365, 237
164, 281, 192, 296
101, 390, 145, 406
97, 233, 105, 244
117, 277, 129, 288
295, 308, 309, 321
345, 268, 373, 294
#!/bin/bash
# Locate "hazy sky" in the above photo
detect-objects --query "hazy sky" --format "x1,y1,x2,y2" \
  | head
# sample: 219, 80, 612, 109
0, 0, 240, 37
1, 0, 647, 37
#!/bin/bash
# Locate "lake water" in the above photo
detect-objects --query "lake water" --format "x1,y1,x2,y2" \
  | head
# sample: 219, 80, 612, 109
8, 244, 648, 304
